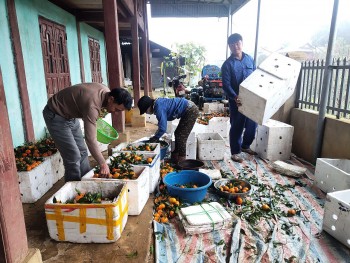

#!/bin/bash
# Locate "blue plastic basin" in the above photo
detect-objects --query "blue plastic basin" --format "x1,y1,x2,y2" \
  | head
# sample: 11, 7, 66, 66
163, 170, 212, 204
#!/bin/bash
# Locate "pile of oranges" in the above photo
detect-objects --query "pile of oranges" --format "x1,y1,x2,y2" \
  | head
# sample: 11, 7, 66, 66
153, 194, 181, 223
93, 162, 139, 180
160, 162, 176, 179
14, 137, 58, 171
219, 181, 250, 194
111, 152, 153, 165
122, 143, 156, 152
196, 112, 229, 125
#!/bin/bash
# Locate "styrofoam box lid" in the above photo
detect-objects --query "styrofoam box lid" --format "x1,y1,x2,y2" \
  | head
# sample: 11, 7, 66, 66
317, 158, 350, 174
45, 181, 126, 205
264, 119, 294, 128
197, 132, 224, 141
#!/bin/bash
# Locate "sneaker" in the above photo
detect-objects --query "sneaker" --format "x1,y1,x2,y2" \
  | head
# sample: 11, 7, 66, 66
231, 154, 243, 163
241, 148, 257, 155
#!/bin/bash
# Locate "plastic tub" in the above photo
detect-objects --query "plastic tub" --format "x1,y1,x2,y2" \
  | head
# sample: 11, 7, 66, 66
97, 118, 119, 144
163, 170, 212, 204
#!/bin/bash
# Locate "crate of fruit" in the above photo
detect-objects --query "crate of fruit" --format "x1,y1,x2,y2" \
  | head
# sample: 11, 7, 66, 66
112, 142, 160, 156
45, 181, 128, 243
82, 162, 149, 216
111, 152, 160, 193
15, 137, 59, 203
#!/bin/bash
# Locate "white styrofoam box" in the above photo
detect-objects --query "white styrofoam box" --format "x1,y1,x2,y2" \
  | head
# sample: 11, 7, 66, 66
197, 132, 225, 160
146, 114, 158, 124
47, 152, 65, 184
111, 152, 160, 193
171, 131, 197, 159
238, 53, 301, 125
203, 102, 225, 114
112, 142, 160, 156
82, 166, 149, 216
18, 158, 53, 203
206, 117, 230, 138
315, 158, 350, 193
191, 122, 209, 134
45, 181, 128, 243
322, 189, 350, 248
251, 119, 294, 161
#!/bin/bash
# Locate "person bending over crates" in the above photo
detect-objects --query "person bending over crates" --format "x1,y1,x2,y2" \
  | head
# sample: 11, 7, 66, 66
221, 33, 258, 163
43, 83, 133, 181
137, 96, 199, 165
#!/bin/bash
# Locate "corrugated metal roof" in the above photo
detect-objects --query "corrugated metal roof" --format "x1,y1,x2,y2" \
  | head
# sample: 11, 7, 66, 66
149, 0, 251, 18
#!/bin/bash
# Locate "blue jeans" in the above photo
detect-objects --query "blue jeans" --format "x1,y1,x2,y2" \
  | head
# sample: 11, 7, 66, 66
43, 105, 91, 181
229, 101, 257, 155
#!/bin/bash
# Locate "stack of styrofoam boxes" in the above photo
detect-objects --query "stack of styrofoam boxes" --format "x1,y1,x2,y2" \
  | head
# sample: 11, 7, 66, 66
203, 102, 225, 114
171, 131, 197, 160
48, 152, 65, 184
251, 119, 294, 161
111, 152, 160, 193
314, 158, 350, 248
18, 158, 53, 203
206, 117, 230, 138
322, 189, 350, 249
45, 181, 128, 243
82, 165, 149, 216
314, 159, 350, 193
197, 133, 225, 160
238, 53, 301, 125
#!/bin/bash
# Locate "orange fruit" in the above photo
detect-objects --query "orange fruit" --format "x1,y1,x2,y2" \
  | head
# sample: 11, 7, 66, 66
235, 197, 243, 205
160, 217, 168, 223
146, 157, 153, 164
261, 204, 270, 211
287, 209, 296, 216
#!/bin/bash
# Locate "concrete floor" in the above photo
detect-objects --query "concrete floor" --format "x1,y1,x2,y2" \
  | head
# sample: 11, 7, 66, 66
23, 124, 159, 263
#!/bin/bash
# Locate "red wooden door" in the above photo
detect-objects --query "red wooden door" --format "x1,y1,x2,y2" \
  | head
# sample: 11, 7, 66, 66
39, 17, 71, 97
88, 37, 102, 83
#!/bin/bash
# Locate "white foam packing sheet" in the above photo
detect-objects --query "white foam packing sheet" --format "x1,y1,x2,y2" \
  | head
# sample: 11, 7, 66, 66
180, 202, 231, 225
198, 169, 222, 180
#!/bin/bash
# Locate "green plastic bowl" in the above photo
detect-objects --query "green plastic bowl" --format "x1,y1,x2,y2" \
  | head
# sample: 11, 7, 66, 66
96, 118, 119, 144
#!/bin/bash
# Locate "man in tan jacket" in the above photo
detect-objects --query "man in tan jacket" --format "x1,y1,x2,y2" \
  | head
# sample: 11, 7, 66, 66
43, 83, 132, 182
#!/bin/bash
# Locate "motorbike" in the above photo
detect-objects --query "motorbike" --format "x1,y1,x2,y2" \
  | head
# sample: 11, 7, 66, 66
168, 74, 190, 98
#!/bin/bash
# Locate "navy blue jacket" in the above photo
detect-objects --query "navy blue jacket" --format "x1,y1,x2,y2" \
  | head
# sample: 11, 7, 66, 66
153, 98, 188, 138
221, 52, 256, 103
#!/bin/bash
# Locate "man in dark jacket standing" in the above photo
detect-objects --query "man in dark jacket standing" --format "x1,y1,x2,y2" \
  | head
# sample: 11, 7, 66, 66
221, 33, 257, 163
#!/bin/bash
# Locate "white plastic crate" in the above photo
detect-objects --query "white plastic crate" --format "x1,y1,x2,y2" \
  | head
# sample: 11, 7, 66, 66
206, 117, 230, 138
171, 131, 197, 159
238, 53, 301, 125
48, 152, 65, 184
111, 152, 160, 193
203, 102, 224, 114
45, 181, 128, 243
315, 158, 350, 193
322, 189, 350, 248
112, 142, 160, 156
251, 119, 294, 161
18, 158, 53, 203
82, 166, 149, 216
197, 132, 225, 160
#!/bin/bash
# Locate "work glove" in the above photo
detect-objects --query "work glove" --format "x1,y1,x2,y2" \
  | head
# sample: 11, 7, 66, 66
149, 136, 160, 143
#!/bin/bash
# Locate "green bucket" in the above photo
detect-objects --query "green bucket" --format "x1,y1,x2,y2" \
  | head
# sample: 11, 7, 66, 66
96, 118, 119, 144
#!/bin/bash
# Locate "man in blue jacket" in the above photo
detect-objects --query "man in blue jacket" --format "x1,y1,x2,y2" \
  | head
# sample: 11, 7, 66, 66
221, 33, 257, 163
137, 96, 199, 164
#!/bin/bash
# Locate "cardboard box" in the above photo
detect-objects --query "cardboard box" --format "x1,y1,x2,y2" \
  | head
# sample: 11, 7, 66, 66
45, 181, 128, 243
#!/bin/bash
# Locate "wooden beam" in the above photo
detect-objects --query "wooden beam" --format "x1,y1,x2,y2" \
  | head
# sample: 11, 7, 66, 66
76, 10, 104, 22
131, 2, 141, 104
0, 67, 29, 263
120, 0, 134, 16
7, 0, 35, 141
76, 20, 85, 83
142, 0, 151, 96
103, 0, 125, 132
